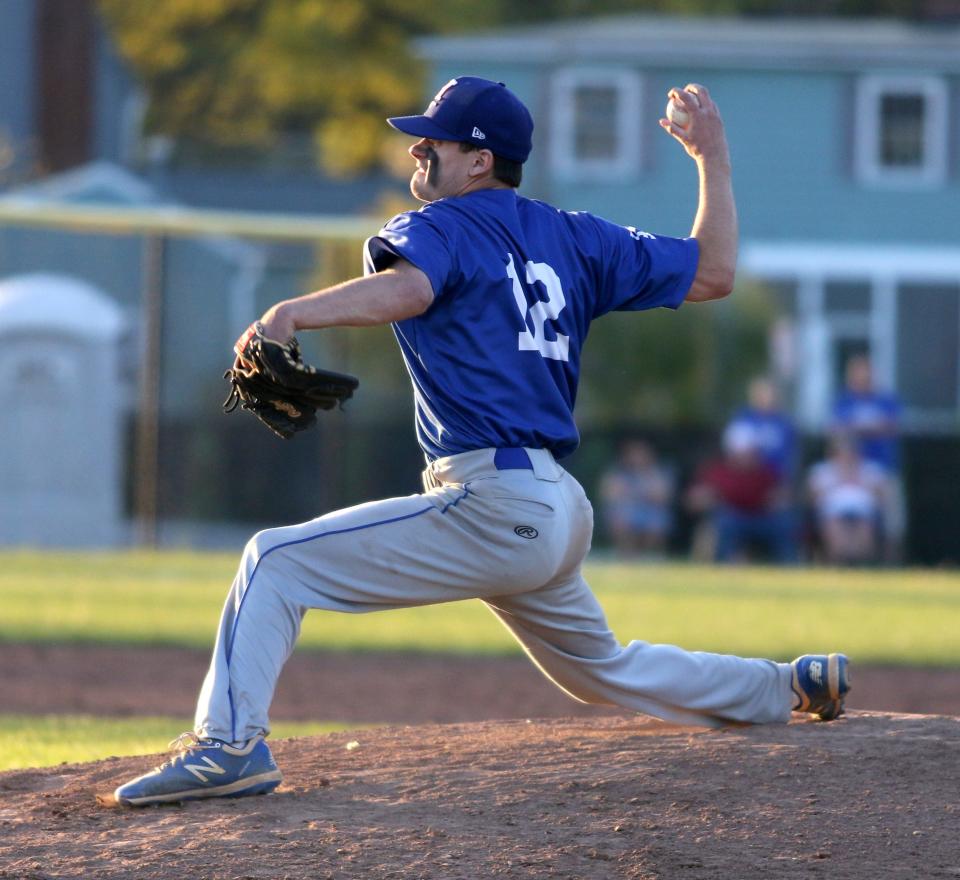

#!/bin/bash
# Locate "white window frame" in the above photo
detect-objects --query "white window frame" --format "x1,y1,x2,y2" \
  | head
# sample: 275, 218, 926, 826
854, 74, 948, 189
550, 68, 642, 182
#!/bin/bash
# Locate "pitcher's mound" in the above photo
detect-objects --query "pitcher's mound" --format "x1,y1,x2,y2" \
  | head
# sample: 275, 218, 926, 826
1, 712, 957, 879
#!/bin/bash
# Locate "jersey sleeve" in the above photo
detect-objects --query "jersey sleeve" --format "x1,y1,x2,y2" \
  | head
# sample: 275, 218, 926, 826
588, 216, 700, 318
363, 209, 455, 300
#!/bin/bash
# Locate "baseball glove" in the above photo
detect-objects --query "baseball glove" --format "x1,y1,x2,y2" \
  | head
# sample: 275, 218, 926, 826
222, 322, 359, 439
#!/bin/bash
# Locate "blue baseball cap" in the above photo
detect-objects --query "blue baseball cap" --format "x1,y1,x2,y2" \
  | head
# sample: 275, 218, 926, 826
388, 76, 534, 164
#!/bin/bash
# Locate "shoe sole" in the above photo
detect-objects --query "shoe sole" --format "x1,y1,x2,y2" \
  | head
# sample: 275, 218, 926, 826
793, 653, 850, 721
115, 769, 282, 807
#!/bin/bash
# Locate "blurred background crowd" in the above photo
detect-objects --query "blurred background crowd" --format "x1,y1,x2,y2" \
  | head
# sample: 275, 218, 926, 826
601, 354, 904, 565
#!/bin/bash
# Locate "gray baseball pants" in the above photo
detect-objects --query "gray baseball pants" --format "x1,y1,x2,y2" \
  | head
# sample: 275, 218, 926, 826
195, 448, 795, 744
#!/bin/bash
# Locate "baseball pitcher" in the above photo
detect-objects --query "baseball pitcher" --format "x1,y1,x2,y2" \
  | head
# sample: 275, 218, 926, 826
114, 77, 849, 807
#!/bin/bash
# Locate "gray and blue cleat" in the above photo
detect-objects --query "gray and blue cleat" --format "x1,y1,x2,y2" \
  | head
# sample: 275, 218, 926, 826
114, 732, 282, 807
791, 653, 850, 720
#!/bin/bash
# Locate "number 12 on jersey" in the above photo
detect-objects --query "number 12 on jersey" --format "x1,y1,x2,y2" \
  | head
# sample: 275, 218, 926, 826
506, 253, 570, 362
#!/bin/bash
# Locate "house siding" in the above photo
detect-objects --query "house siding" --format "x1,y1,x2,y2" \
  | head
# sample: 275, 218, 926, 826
427, 60, 960, 244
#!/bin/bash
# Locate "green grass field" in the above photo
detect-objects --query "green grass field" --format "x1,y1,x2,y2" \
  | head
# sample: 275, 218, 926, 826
1, 550, 958, 664
2, 551, 959, 770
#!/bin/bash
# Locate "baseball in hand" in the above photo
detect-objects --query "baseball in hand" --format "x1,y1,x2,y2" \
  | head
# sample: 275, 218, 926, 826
665, 89, 700, 129
665, 98, 691, 129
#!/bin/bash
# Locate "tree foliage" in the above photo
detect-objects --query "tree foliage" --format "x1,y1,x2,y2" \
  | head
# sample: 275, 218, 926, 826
98, 0, 479, 174
577, 282, 774, 427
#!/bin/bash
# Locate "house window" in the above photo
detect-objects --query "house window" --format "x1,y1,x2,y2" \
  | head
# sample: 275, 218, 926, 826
880, 93, 925, 167
573, 85, 620, 161
855, 75, 948, 187
551, 69, 642, 180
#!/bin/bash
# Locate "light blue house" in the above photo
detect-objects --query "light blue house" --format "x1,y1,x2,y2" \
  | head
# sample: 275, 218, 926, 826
416, 16, 960, 434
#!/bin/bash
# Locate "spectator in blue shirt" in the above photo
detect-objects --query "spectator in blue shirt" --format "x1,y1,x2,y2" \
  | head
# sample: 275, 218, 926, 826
722, 376, 799, 558
831, 355, 904, 563
727, 376, 797, 484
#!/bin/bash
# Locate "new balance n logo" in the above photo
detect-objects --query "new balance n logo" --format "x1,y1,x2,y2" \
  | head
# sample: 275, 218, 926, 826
184, 755, 227, 783
808, 660, 824, 686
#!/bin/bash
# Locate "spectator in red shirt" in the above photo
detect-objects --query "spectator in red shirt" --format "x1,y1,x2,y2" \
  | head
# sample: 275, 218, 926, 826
687, 423, 798, 563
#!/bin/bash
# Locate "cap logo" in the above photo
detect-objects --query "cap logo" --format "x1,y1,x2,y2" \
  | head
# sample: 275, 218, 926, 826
387, 76, 531, 163
432, 79, 459, 105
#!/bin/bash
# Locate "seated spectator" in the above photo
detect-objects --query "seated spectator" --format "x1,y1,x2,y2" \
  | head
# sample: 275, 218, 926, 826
600, 439, 674, 557
807, 433, 889, 566
686, 423, 797, 564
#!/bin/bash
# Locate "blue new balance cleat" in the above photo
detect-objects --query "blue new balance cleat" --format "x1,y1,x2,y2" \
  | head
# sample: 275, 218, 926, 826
791, 653, 850, 721
114, 732, 282, 807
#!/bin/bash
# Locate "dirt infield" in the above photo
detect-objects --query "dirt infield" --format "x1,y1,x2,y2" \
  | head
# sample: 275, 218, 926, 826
2, 712, 959, 879
4, 643, 960, 722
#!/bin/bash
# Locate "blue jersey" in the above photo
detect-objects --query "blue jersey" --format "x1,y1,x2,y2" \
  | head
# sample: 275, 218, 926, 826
727, 406, 797, 479
832, 390, 902, 472
364, 188, 698, 461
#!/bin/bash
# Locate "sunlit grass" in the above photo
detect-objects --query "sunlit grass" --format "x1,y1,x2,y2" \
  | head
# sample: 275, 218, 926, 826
0, 714, 360, 772
1, 551, 958, 665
